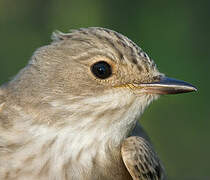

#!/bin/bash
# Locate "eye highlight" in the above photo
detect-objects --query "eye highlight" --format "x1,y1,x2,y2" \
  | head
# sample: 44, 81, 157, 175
91, 61, 112, 79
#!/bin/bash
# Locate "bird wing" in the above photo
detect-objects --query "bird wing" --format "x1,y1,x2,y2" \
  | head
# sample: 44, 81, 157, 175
121, 136, 166, 180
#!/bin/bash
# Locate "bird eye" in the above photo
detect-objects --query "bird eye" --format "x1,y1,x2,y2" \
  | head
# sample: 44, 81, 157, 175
91, 61, 112, 79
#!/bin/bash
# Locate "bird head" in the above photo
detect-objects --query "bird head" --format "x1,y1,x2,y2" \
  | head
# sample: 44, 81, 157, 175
47, 27, 196, 97
6, 27, 196, 144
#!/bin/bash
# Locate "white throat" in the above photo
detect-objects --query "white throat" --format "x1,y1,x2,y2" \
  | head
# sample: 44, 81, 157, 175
1, 90, 157, 179
48, 89, 157, 153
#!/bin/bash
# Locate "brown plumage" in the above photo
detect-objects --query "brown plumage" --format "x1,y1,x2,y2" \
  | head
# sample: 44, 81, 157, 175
121, 136, 165, 180
0, 27, 196, 180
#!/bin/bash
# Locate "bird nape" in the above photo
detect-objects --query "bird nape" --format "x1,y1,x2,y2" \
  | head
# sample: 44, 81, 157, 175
0, 27, 196, 180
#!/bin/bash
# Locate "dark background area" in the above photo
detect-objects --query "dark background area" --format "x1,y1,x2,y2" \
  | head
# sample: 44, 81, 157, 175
0, 0, 209, 179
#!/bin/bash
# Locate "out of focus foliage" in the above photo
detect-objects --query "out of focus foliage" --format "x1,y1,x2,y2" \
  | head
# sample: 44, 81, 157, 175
0, 0, 209, 179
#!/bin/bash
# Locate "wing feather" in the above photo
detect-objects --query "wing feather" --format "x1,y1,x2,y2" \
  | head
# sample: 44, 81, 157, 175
121, 136, 166, 180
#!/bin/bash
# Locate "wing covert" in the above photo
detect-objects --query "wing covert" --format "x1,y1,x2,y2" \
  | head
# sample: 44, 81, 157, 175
121, 136, 166, 180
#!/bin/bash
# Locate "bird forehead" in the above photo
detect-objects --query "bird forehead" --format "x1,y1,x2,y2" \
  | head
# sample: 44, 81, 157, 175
53, 27, 155, 68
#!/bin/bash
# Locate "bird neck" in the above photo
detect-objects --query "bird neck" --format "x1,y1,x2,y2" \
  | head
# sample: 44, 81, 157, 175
0, 90, 156, 179
48, 90, 152, 144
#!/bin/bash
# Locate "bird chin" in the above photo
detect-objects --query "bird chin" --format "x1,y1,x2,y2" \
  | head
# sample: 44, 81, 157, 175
134, 92, 160, 103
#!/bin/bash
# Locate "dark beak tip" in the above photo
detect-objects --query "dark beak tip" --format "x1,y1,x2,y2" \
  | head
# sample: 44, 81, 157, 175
192, 86, 198, 92
183, 83, 197, 92
140, 76, 198, 95
160, 77, 198, 94
184, 86, 197, 93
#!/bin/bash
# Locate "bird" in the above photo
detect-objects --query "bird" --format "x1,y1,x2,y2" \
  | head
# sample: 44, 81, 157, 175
0, 27, 196, 180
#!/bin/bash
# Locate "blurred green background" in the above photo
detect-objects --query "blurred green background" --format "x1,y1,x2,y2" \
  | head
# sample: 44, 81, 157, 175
0, 0, 209, 179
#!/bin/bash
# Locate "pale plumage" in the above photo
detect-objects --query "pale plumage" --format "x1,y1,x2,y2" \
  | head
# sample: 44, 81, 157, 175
0, 27, 196, 180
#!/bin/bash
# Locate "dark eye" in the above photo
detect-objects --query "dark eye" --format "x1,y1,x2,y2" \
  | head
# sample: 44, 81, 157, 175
91, 61, 112, 79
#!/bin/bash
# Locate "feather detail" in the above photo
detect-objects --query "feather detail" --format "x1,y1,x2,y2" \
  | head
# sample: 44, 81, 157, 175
121, 136, 166, 180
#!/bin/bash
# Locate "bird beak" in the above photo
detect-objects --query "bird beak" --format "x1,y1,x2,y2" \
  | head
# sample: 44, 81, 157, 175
138, 76, 197, 95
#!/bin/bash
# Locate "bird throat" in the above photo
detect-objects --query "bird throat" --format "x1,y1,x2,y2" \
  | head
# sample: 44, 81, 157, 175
1, 90, 156, 179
